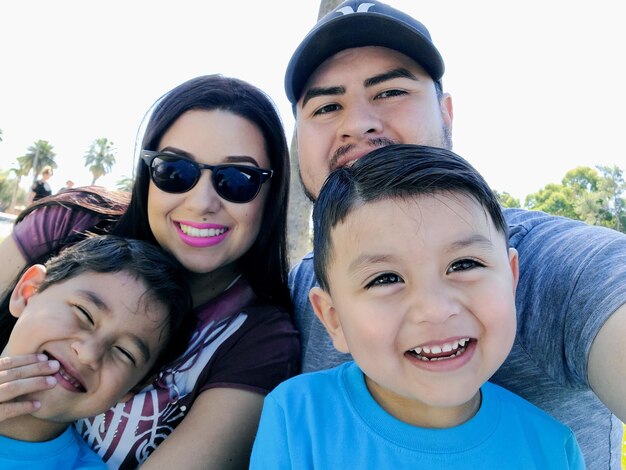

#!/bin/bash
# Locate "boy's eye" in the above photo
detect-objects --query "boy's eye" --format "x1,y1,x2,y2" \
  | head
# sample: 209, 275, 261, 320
448, 258, 485, 273
115, 346, 137, 366
365, 272, 404, 288
75, 305, 94, 325
312, 103, 341, 116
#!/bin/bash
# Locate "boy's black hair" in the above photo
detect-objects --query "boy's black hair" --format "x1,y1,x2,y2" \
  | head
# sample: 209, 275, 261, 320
1, 235, 195, 381
312, 144, 507, 291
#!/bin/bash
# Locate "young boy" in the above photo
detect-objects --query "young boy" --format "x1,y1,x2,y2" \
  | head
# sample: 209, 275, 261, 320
250, 145, 584, 468
0, 235, 194, 469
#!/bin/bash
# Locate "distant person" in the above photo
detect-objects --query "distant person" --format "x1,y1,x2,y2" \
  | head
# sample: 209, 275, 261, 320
251, 145, 584, 469
28, 166, 53, 204
0, 235, 195, 469
57, 179, 75, 194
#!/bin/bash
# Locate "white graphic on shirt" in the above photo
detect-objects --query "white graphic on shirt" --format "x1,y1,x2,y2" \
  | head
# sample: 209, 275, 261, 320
75, 313, 247, 469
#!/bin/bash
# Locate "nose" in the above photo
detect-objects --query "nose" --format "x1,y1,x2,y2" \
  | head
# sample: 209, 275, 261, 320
71, 337, 104, 370
407, 280, 461, 325
338, 99, 383, 140
185, 171, 222, 213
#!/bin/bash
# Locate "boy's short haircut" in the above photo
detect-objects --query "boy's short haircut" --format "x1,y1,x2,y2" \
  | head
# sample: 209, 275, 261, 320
36, 235, 195, 380
312, 144, 508, 292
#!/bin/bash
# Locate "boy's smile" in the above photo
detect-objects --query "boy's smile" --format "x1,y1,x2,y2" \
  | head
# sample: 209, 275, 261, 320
311, 193, 518, 428
45, 351, 87, 393
4, 270, 169, 430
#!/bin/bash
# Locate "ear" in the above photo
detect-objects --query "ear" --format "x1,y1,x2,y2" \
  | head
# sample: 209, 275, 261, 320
9, 265, 47, 318
508, 248, 520, 294
309, 287, 349, 354
440, 92, 453, 130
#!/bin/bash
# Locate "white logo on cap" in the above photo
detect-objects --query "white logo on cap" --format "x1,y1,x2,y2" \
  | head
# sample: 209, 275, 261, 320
337, 3, 375, 15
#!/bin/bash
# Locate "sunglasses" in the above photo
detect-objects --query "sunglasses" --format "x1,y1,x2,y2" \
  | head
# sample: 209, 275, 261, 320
141, 150, 273, 203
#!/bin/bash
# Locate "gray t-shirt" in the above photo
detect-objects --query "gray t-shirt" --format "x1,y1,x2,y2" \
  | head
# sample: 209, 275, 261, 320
290, 208, 626, 469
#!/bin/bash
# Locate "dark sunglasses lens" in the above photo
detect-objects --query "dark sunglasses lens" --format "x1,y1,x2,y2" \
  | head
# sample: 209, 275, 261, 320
151, 157, 199, 193
213, 167, 261, 202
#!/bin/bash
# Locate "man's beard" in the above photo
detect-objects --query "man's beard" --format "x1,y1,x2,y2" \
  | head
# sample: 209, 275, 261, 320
299, 123, 453, 202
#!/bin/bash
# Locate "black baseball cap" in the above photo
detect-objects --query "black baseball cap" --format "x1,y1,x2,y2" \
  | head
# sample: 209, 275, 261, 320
285, 0, 445, 106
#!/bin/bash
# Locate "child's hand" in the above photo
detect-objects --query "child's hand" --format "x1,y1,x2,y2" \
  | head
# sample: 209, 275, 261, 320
0, 354, 59, 421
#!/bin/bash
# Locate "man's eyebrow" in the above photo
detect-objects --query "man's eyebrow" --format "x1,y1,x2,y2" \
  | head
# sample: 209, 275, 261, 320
302, 85, 345, 109
364, 68, 418, 87
301, 68, 418, 109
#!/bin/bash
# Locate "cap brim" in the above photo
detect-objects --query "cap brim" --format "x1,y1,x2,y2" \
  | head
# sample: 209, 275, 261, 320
285, 13, 445, 105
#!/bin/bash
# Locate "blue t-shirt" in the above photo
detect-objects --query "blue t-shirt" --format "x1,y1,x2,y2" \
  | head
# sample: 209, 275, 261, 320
289, 208, 626, 468
0, 427, 105, 469
250, 362, 584, 469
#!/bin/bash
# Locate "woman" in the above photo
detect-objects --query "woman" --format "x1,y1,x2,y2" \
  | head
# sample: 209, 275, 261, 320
0, 75, 300, 469
28, 165, 54, 204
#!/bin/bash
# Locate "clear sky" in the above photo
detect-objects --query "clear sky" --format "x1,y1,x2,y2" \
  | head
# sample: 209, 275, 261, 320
1, 0, 624, 202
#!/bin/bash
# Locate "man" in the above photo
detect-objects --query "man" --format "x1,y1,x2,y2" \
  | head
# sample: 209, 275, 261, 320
285, 1, 626, 468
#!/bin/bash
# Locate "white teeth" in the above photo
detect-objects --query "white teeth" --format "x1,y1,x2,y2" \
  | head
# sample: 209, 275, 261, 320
410, 338, 471, 361
58, 367, 82, 389
179, 224, 226, 238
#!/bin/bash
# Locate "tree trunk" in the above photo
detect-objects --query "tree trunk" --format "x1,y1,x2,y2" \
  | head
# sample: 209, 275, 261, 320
286, 0, 343, 267
9, 174, 22, 214
286, 133, 313, 267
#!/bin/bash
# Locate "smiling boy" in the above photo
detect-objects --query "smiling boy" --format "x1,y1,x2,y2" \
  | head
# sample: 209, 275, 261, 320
0, 236, 193, 469
250, 145, 584, 469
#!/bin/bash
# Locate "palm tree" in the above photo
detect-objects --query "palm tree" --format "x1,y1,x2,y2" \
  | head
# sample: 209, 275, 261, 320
8, 165, 30, 212
10, 140, 56, 212
17, 140, 57, 181
84, 137, 116, 185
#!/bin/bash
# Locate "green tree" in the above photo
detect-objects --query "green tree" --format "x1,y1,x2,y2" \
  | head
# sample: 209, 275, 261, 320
0, 168, 27, 212
524, 183, 578, 219
116, 175, 133, 193
524, 164, 625, 233
495, 190, 521, 208
0, 169, 15, 211
17, 140, 57, 181
84, 137, 116, 185
596, 165, 625, 232
7, 165, 29, 212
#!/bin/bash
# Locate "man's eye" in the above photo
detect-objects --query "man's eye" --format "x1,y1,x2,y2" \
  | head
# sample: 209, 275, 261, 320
448, 259, 485, 273
376, 89, 407, 99
115, 347, 136, 366
75, 306, 94, 325
313, 103, 341, 116
365, 273, 404, 288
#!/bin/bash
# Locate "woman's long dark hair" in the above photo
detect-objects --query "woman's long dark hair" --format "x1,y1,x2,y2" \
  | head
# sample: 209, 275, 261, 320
113, 75, 292, 311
